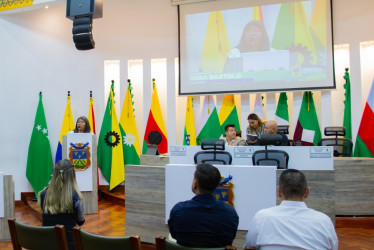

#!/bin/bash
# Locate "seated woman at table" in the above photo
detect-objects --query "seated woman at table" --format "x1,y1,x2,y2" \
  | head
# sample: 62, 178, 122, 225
246, 113, 266, 145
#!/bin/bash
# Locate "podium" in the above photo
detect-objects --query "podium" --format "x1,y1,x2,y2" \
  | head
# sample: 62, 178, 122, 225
0, 174, 14, 240
63, 134, 98, 214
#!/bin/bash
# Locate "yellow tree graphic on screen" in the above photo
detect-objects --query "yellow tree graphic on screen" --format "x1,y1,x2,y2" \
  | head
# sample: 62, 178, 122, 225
200, 11, 231, 73
310, 0, 327, 53
271, 2, 317, 66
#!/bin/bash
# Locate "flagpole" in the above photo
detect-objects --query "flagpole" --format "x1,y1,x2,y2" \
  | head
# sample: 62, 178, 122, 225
128, 79, 131, 118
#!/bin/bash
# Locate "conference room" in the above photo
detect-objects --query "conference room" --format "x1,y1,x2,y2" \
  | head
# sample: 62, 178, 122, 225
1, 0, 374, 249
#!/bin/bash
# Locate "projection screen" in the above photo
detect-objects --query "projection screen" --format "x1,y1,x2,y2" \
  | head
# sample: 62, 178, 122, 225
178, 0, 335, 95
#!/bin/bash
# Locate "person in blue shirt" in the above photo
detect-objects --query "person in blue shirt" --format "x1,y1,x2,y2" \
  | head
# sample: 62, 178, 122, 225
168, 163, 239, 247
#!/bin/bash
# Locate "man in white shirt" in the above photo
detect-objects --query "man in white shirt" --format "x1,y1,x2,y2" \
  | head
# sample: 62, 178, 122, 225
224, 124, 246, 146
244, 169, 338, 250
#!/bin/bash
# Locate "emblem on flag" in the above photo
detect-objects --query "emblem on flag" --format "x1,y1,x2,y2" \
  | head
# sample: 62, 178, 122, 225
185, 134, 191, 145
69, 142, 91, 171
214, 175, 234, 207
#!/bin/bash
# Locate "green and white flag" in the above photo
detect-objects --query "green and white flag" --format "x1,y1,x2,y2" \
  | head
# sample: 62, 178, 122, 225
26, 92, 53, 198
343, 69, 352, 140
294, 91, 321, 146
196, 96, 221, 145
275, 92, 289, 125
253, 93, 265, 119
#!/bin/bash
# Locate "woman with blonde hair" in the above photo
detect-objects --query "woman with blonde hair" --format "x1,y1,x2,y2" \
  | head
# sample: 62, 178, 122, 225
38, 159, 85, 250
246, 113, 266, 145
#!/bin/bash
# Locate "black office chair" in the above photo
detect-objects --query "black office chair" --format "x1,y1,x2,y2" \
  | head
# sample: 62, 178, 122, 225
252, 134, 289, 169
277, 125, 289, 135
194, 139, 232, 165
318, 126, 353, 157
277, 125, 293, 146
146, 131, 162, 155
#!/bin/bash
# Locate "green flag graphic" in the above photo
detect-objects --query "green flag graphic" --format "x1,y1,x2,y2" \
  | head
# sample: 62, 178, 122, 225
26, 92, 53, 198
275, 92, 289, 125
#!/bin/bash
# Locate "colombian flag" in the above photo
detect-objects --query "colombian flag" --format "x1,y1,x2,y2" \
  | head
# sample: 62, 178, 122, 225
88, 91, 96, 134
183, 96, 197, 146
142, 79, 168, 154
55, 93, 75, 163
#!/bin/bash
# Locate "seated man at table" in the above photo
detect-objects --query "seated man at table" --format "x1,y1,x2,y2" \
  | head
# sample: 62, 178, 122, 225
168, 163, 239, 247
264, 120, 289, 146
224, 124, 246, 146
244, 169, 338, 250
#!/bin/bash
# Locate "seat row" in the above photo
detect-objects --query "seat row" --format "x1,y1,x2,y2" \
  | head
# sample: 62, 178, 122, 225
8, 218, 239, 250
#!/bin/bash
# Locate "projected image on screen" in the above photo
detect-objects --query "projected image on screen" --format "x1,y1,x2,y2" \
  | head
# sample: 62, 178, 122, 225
179, 0, 334, 95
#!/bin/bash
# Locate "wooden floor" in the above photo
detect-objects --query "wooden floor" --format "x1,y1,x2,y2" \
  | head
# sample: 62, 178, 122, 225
1, 195, 374, 249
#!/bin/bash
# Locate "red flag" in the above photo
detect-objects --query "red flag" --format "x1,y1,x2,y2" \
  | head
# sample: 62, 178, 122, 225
354, 79, 374, 157
142, 79, 168, 154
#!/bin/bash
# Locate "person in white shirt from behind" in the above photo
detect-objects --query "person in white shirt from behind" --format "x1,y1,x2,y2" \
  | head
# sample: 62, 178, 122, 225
244, 169, 338, 250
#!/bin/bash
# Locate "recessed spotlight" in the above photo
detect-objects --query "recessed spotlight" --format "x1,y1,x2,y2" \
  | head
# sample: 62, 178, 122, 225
45, 5, 49, 9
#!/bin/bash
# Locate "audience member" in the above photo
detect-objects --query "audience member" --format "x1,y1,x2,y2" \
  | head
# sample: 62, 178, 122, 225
246, 113, 266, 145
264, 120, 289, 146
168, 163, 239, 247
244, 169, 338, 250
38, 159, 85, 250
224, 124, 246, 146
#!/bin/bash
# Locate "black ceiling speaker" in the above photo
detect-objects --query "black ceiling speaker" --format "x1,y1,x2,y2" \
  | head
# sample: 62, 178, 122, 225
66, 0, 103, 50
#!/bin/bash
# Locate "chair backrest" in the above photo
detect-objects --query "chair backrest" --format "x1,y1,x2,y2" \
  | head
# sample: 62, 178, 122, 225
8, 218, 68, 250
252, 150, 289, 169
155, 236, 236, 250
318, 138, 353, 157
72, 226, 141, 250
194, 139, 232, 165
194, 151, 232, 165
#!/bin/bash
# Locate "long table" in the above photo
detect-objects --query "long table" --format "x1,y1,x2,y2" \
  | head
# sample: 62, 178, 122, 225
169, 145, 334, 170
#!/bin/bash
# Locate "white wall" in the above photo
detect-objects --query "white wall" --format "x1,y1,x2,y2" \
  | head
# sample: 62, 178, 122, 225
1, 0, 374, 200
0, 0, 178, 200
